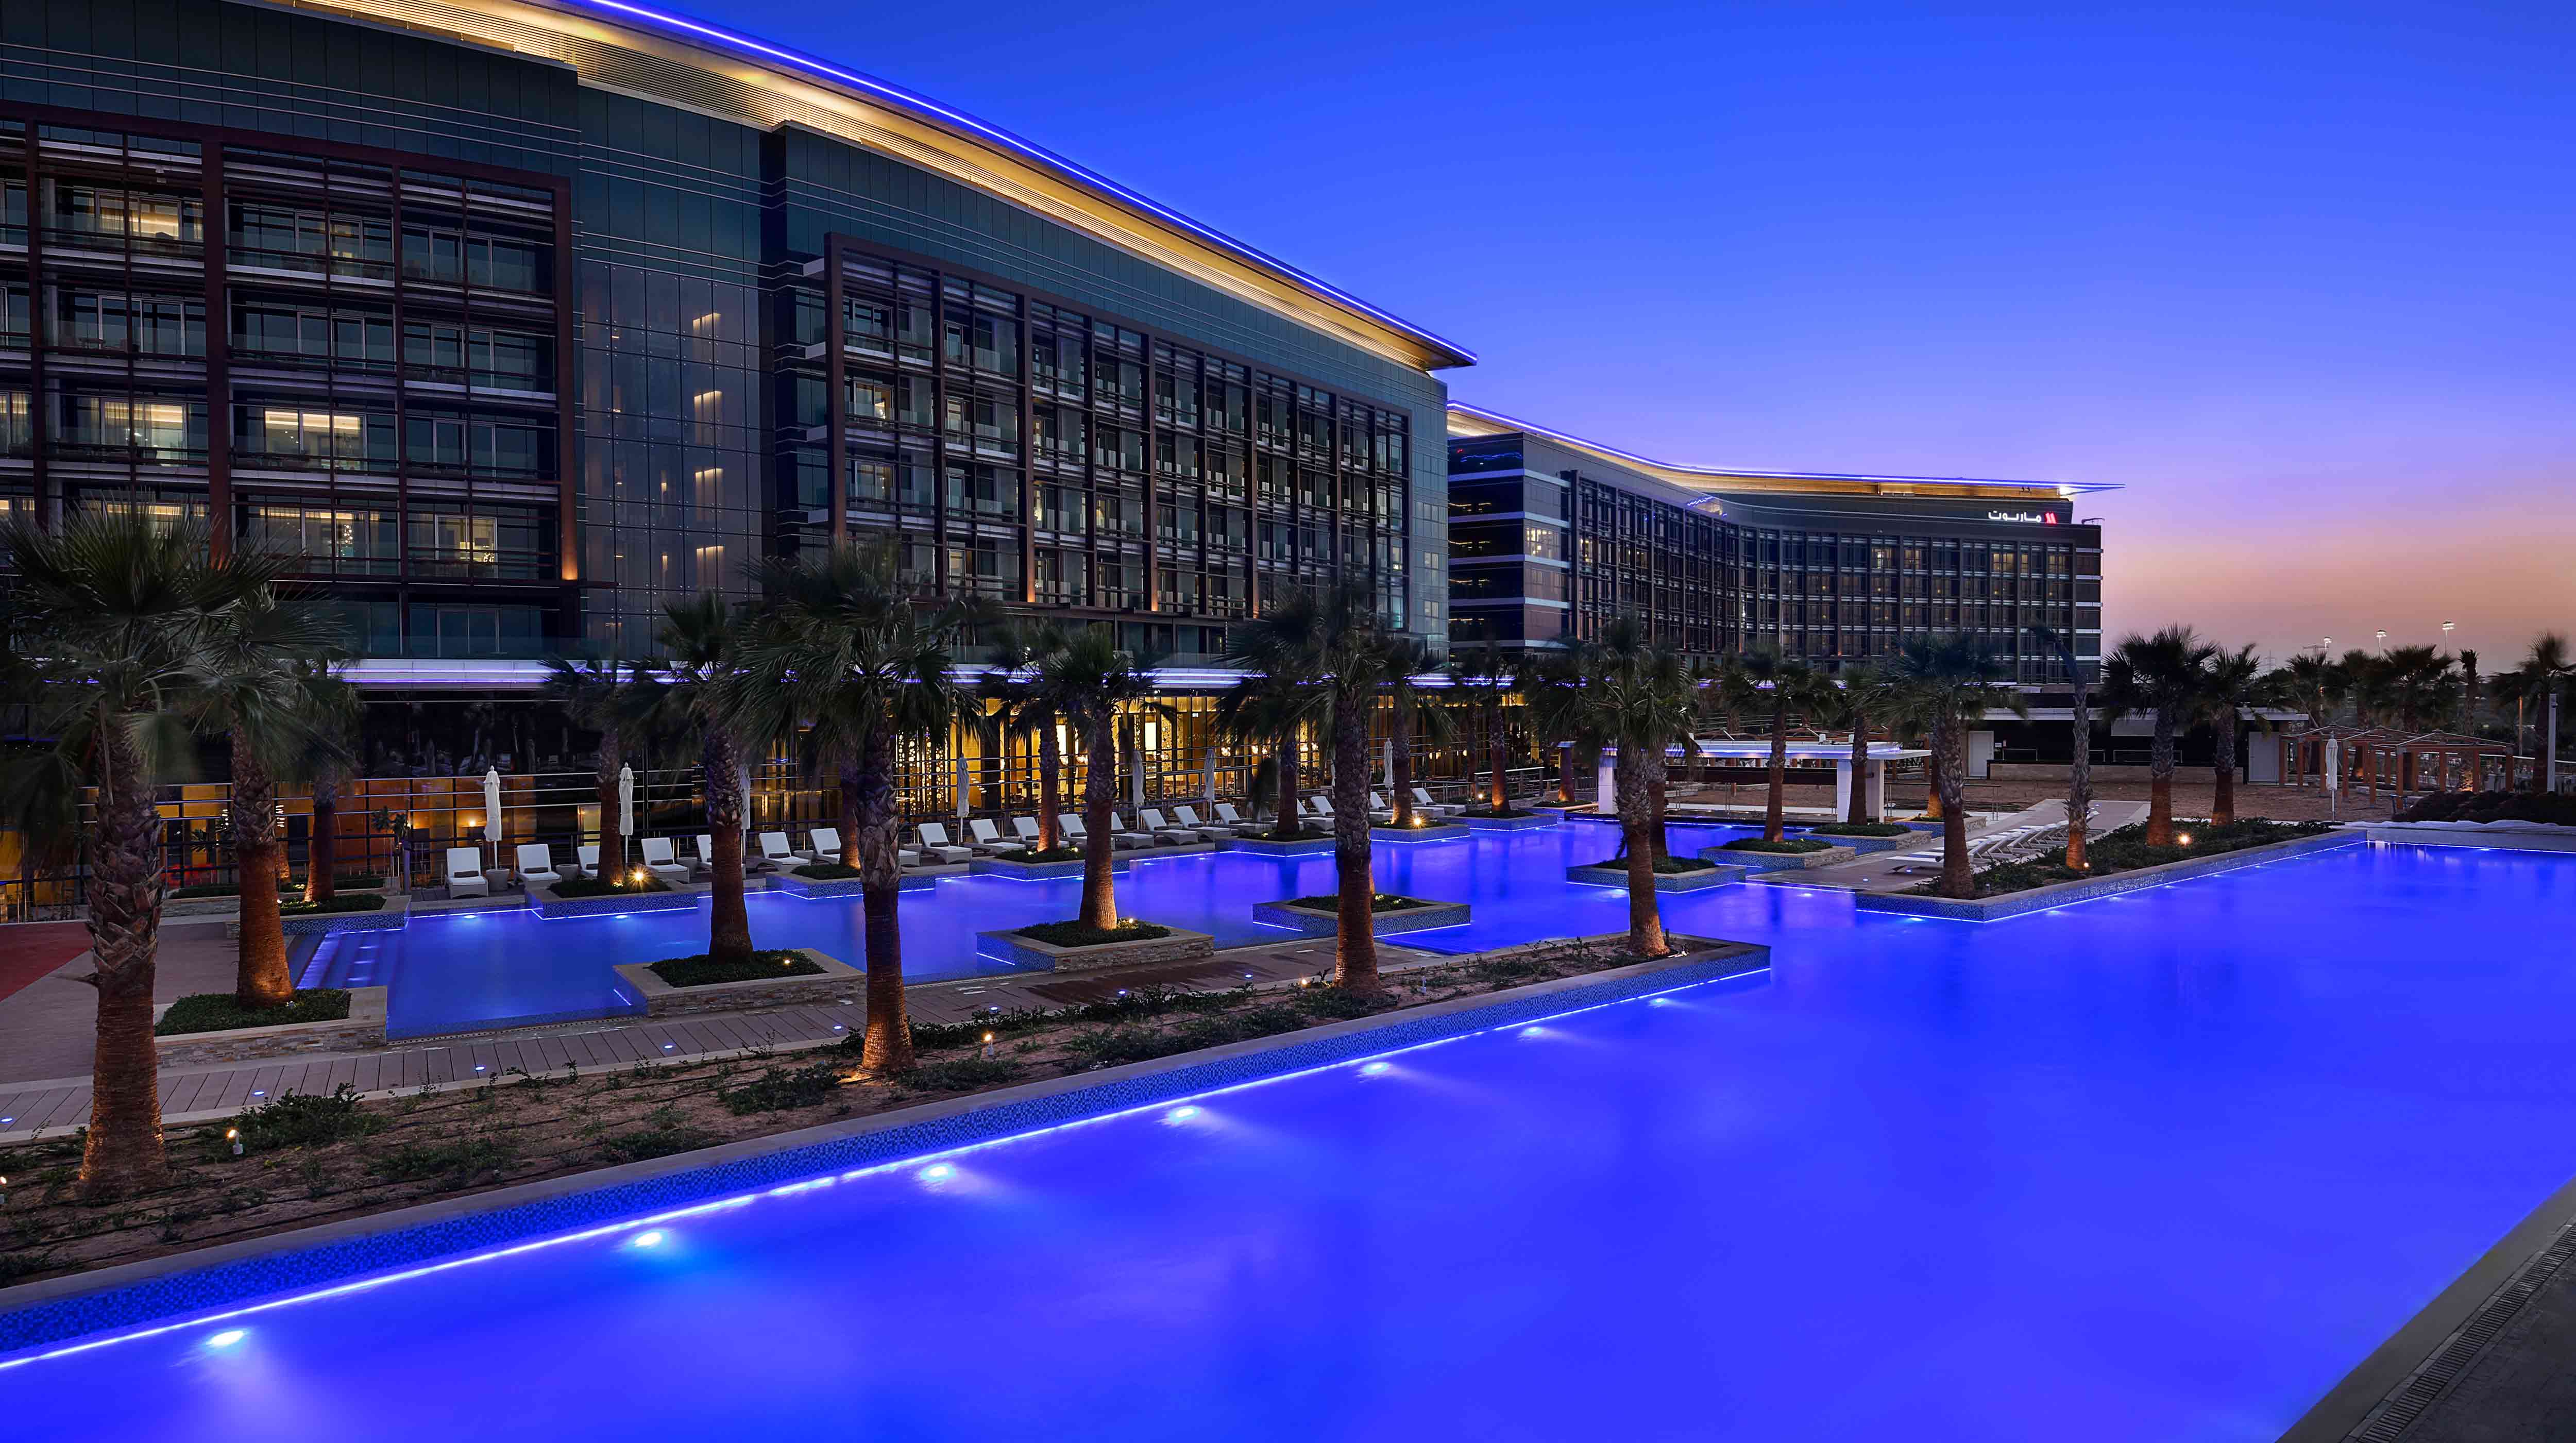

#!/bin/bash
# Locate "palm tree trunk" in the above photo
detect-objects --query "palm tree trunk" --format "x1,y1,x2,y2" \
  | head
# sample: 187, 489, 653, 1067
304, 771, 339, 903
229, 736, 292, 1008
1331, 687, 1380, 991
2065, 686, 2091, 870
702, 731, 752, 966
1937, 722, 1974, 899
853, 726, 911, 1073
1923, 744, 1945, 821
1275, 731, 1300, 835
1764, 697, 1790, 841
1649, 763, 1669, 860
81, 723, 172, 1198
2210, 725, 2238, 827
1487, 708, 1507, 811
836, 762, 862, 869
1036, 710, 1062, 851
1391, 707, 1415, 827
1556, 740, 1576, 804
1078, 716, 1120, 931
2147, 709, 2177, 845
1846, 710, 1871, 825
1617, 748, 1669, 958
595, 734, 625, 883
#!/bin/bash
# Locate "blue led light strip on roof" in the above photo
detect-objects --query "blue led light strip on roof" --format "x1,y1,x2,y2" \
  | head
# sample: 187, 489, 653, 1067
554, 0, 1475, 365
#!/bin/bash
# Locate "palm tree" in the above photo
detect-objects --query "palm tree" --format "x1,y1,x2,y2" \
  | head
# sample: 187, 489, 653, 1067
543, 657, 641, 884
980, 622, 1070, 851
196, 588, 347, 1007
1383, 637, 1454, 827
1543, 619, 1697, 956
290, 661, 365, 904
1232, 585, 1392, 989
2496, 635, 2571, 792
660, 593, 764, 968
2190, 644, 2278, 826
3, 512, 289, 1197
1450, 641, 1517, 812
1890, 634, 2022, 897
2277, 649, 2342, 731
2029, 627, 2093, 869
1215, 668, 1321, 835
734, 545, 978, 1073
2096, 625, 2217, 846
1719, 643, 1836, 842
1809, 663, 1904, 827
1517, 646, 1586, 806
1033, 629, 1169, 933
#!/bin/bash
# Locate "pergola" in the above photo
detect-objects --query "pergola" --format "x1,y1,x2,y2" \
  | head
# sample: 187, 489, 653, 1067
2276, 726, 2512, 801
1599, 740, 1931, 822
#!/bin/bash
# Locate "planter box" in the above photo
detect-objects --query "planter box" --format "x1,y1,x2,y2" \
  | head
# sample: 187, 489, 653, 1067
1251, 897, 1472, 938
1566, 862, 1745, 893
528, 881, 706, 920
1696, 844, 1857, 872
968, 854, 1131, 881
1854, 830, 2359, 921
2367, 821, 2576, 854
612, 948, 863, 1018
1217, 833, 1336, 857
1371, 823, 1470, 843
1797, 832, 1916, 854
973, 924, 1216, 974
1459, 812, 1561, 832
175, 887, 387, 920
770, 869, 935, 898
153, 987, 389, 1066
225, 895, 411, 938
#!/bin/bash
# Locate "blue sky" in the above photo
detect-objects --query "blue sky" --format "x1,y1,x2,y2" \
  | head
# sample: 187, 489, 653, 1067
693, 0, 2574, 663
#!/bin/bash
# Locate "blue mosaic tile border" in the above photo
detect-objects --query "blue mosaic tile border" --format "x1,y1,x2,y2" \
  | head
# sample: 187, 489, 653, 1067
1852, 830, 2360, 921
1217, 834, 1336, 856
1796, 832, 1913, 854
1460, 813, 1561, 832
967, 855, 1129, 880
277, 903, 406, 935
1371, 823, 1469, 843
1248, 899, 1472, 936
1565, 862, 1746, 893
1694, 844, 1847, 873
0, 946, 1767, 1358
528, 886, 703, 920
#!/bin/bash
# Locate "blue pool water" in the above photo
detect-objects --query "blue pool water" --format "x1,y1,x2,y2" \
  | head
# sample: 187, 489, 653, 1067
315, 818, 1767, 1037
13, 837, 2576, 1439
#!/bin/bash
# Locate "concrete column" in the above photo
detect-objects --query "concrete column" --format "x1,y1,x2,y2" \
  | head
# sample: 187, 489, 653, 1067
1866, 759, 1887, 820
1833, 760, 1853, 819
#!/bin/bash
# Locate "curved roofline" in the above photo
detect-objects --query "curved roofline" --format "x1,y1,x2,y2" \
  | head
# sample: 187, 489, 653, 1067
1447, 402, 2121, 496
553, 0, 1473, 368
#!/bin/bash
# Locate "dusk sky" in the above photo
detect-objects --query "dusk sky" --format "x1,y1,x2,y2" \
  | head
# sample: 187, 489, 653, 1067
698, 0, 2574, 665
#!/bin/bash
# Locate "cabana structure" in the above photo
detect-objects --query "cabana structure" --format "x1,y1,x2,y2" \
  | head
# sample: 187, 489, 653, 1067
1600, 740, 1932, 823
2275, 727, 2513, 801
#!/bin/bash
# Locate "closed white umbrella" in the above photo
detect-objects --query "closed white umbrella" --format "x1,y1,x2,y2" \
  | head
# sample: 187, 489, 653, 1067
617, 763, 635, 846
482, 766, 503, 868
1200, 744, 1217, 803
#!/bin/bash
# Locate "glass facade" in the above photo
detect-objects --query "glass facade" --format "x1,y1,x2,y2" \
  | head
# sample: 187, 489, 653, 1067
1448, 431, 2105, 682
2, 0, 1454, 662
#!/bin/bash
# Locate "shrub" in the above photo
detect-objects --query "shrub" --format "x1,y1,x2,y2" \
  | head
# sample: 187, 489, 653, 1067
899, 1058, 1027, 1093
1284, 892, 1428, 913
1459, 807, 1536, 820
910, 1005, 1059, 1050
1650, 855, 1716, 874
279, 894, 386, 916
648, 949, 826, 988
598, 1125, 717, 1163
548, 875, 672, 898
1917, 819, 2334, 898
366, 1135, 520, 1185
225, 1084, 383, 1151
793, 862, 860, 879
2397, 791, 2576, 827
717, 1064, 843, 1115
1015, 919, 1172, 947
1721, 836, 1833, 854
1805, 822, 1913, 837
1004, 846, 1083, 864
156, 989, 353, 1036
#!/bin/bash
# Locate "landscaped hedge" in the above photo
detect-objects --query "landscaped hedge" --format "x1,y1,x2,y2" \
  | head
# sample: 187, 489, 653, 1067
648, 949, 825, 988
548, 875, 673, 899
1805, 822, 1914, 838
280, 895, 386, 916
1921, 819, 2334, 898
1285, 892, 1430, 913
1721, 836, 1834, 855
157, 989, 353, 1036
1014, 919, 1172, 947
2397, 790, 2576, 827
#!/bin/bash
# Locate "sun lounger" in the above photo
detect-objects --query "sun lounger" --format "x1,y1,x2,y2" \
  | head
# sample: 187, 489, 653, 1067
514, 843, 562, 890
1106, 811, 1156, 849
1137, 808, 1201, 846
1172, 804, 1231, 840
967, 818, 1025, 855
755, 831, 798, 871
1412, 786, 1464, 818
572, 844, 601, 880
638, 836, 690, 885
916, 823, 971, 864
1012, 816, 1045, 848
444, 847, 490, 899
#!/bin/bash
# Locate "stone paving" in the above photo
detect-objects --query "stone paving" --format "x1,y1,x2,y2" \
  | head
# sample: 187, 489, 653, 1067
0, 933, 1455, 1143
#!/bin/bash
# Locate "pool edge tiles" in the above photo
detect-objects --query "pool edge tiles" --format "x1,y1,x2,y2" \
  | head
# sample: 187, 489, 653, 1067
0, 941, 1771, 1362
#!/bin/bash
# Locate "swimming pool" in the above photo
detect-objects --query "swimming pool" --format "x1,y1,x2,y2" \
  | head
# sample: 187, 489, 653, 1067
13, 839, 2576, 1439
311, 817, 1767, 1037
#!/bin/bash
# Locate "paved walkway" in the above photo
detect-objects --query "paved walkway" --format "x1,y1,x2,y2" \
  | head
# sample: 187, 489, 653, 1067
0, 921, 91, 1005
0, 933, 1456, 1143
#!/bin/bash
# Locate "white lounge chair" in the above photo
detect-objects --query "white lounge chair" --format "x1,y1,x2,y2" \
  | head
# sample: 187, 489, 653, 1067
799, 828, 843, 865
1012, 816, 1045, 849
1106, 811, 1156, 849
1172, 804, 1231, 840
1214, 803, 1255, 832
1366, 792, 1398, 824
1411, 786, 1464, 818
639, 836, 689, 885
916, 823, 971, 864
755, 831, 797, 870
1309, 796, 1337, 819
572, 843, 602, 880
443, 847, 489, 899
513, 843, 562, 890
1138, 808, 1200, 846
690, 834, 718, 877
966, 818, 1025, 855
